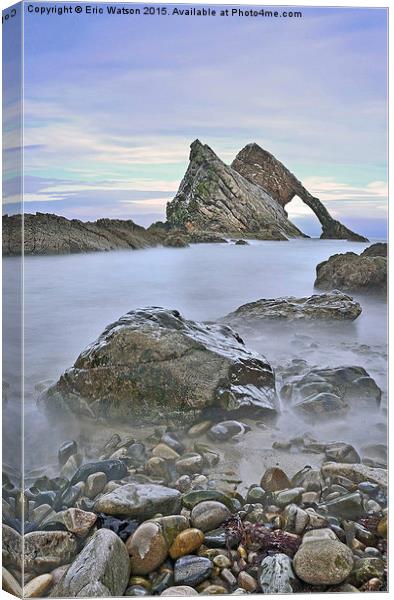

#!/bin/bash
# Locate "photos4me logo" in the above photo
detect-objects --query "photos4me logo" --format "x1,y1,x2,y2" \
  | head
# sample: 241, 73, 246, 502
2, 5, 17, 23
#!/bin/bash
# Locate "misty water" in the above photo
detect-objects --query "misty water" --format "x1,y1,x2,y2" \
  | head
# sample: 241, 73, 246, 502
3, 239, 387, 488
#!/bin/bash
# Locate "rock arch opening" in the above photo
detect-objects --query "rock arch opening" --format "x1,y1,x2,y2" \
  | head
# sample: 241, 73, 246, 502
286, 195, 322, 238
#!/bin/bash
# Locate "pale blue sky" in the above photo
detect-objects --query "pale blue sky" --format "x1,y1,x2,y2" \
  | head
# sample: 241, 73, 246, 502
3, 4, 388, 237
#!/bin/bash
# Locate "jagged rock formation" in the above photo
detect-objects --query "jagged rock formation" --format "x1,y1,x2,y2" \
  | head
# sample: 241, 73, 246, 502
221, 291, 362, 325
2, 213, 159, 256
232, 144, 368, 242
41, 307, 279, 421
166, 140, 305, 240
361, 242, 387, 258
315, 249, 387, 293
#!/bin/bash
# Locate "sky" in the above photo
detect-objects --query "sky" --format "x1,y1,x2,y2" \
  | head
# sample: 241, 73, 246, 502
3, 3, 388, 237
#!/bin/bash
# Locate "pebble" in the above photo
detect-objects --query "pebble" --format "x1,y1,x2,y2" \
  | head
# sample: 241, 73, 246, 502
170, 529, 205, 559
85, 472, 107, 499
191, 501, 231, 532
259, 553, 296, 593
260, 467, 291, 492
282, 503, 310, 534
58, 441, 78, 467
208, 421, 247, 441
221, 567, 237, 589
63, 507, 97, 536
293, 538, 354, 585
349, 557, 385, 586
176, 453, 204, 475
24, 530, 78, 574
182, 490, 236, 511
203, 584, 228, 594
161, 585, 199, 596
325, 442, 361, 464
24, 573, 53, 597
187, 421, 212, 437
237, 571, 257, 592
273, 487, 304, 507
126, 521, 168, 575
2, 567, 22, 597
153, 443, 181, 461
125, 584, 150, 596
161, 433, 185, 455
174, 555, 212, 586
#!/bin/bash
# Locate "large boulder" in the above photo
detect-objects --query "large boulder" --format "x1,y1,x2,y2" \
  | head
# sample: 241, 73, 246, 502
221, 291, 361, 326
41, 308, 278, 421
166, 140, 304, 240
281, 365, 381, 417
315, 251, 387, 293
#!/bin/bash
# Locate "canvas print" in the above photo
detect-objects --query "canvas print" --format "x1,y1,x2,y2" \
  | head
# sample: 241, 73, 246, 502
2, 2, 388, 597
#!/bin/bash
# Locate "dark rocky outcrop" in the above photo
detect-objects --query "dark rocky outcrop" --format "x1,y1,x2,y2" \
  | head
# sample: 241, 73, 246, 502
166, 140, 305, 240
221, 291, 362, 325
2, 213, 159, 256
361, 242, 387, 258
232, 144, 368, 242
41, 307, 279, 421
315, 250, 387, 293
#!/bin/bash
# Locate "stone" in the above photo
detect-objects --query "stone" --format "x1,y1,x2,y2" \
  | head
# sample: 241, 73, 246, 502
293, 539, 354, 585
24, 531, 78, 574
260, 467, 290, 492
325, 442, 361, 464
125, 585, 150, 596
58, 441, 78, 467
190, 501, 231, 532
42, 307, 278, 421
175, 453, 204, 475
349, 558, 385, 586
319, 491, 364, 519
315, 251, 386, 293
126, 522, 168, 575
152, 515, 189, 547
234, 239, 249, 245
237, 571, 257, 592
222, 291, 362, 325
161, 433, 185, 455
51, 529, 130, 597
161, 585, 199, 596
321, 462, 387, 490
94, 483, 181, 518
174, 555, 212, 587
69, 459, 128, 486
282, 504, 310, 534
166, 140, 303, 239
203, 585, 228, 594
24, 574, 53, 597
182, 490, 236, 512
377, 515, 387, 537
208, 420, 248, 441
50, 565, 70, 586
153, 443, 181, 461
63, 507, 97, 536
231, 142, 366, 241
85, 472, 107, 499
169, 529, 205, 559
272, 487, 304, 508
259, 553, 297, 593
60, 454, 81, 480
187, 421, 212, 437
2, 566, 22, 597
213, 555, 231, 568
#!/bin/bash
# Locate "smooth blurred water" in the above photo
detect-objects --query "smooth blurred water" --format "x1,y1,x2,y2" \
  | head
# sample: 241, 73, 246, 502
2, 239, 388, 476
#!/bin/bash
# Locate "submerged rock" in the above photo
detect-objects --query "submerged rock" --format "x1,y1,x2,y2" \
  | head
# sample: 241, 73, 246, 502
51, 529, 130, 597
222, 291, 362, 325
174, 555, 212, 587
315, 251, 386, 293
127, 521, 168, 575
24, 530, 78, 574
282, 365, 381, 417
93, 483, 181, 518
321, 462, 387, 490
42, 307, 278, 420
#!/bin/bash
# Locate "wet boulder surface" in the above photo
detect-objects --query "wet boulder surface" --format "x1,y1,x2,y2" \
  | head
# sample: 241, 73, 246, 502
280, 364, 381, 418
221, 290, 362, 325
41, 307, 278, 421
